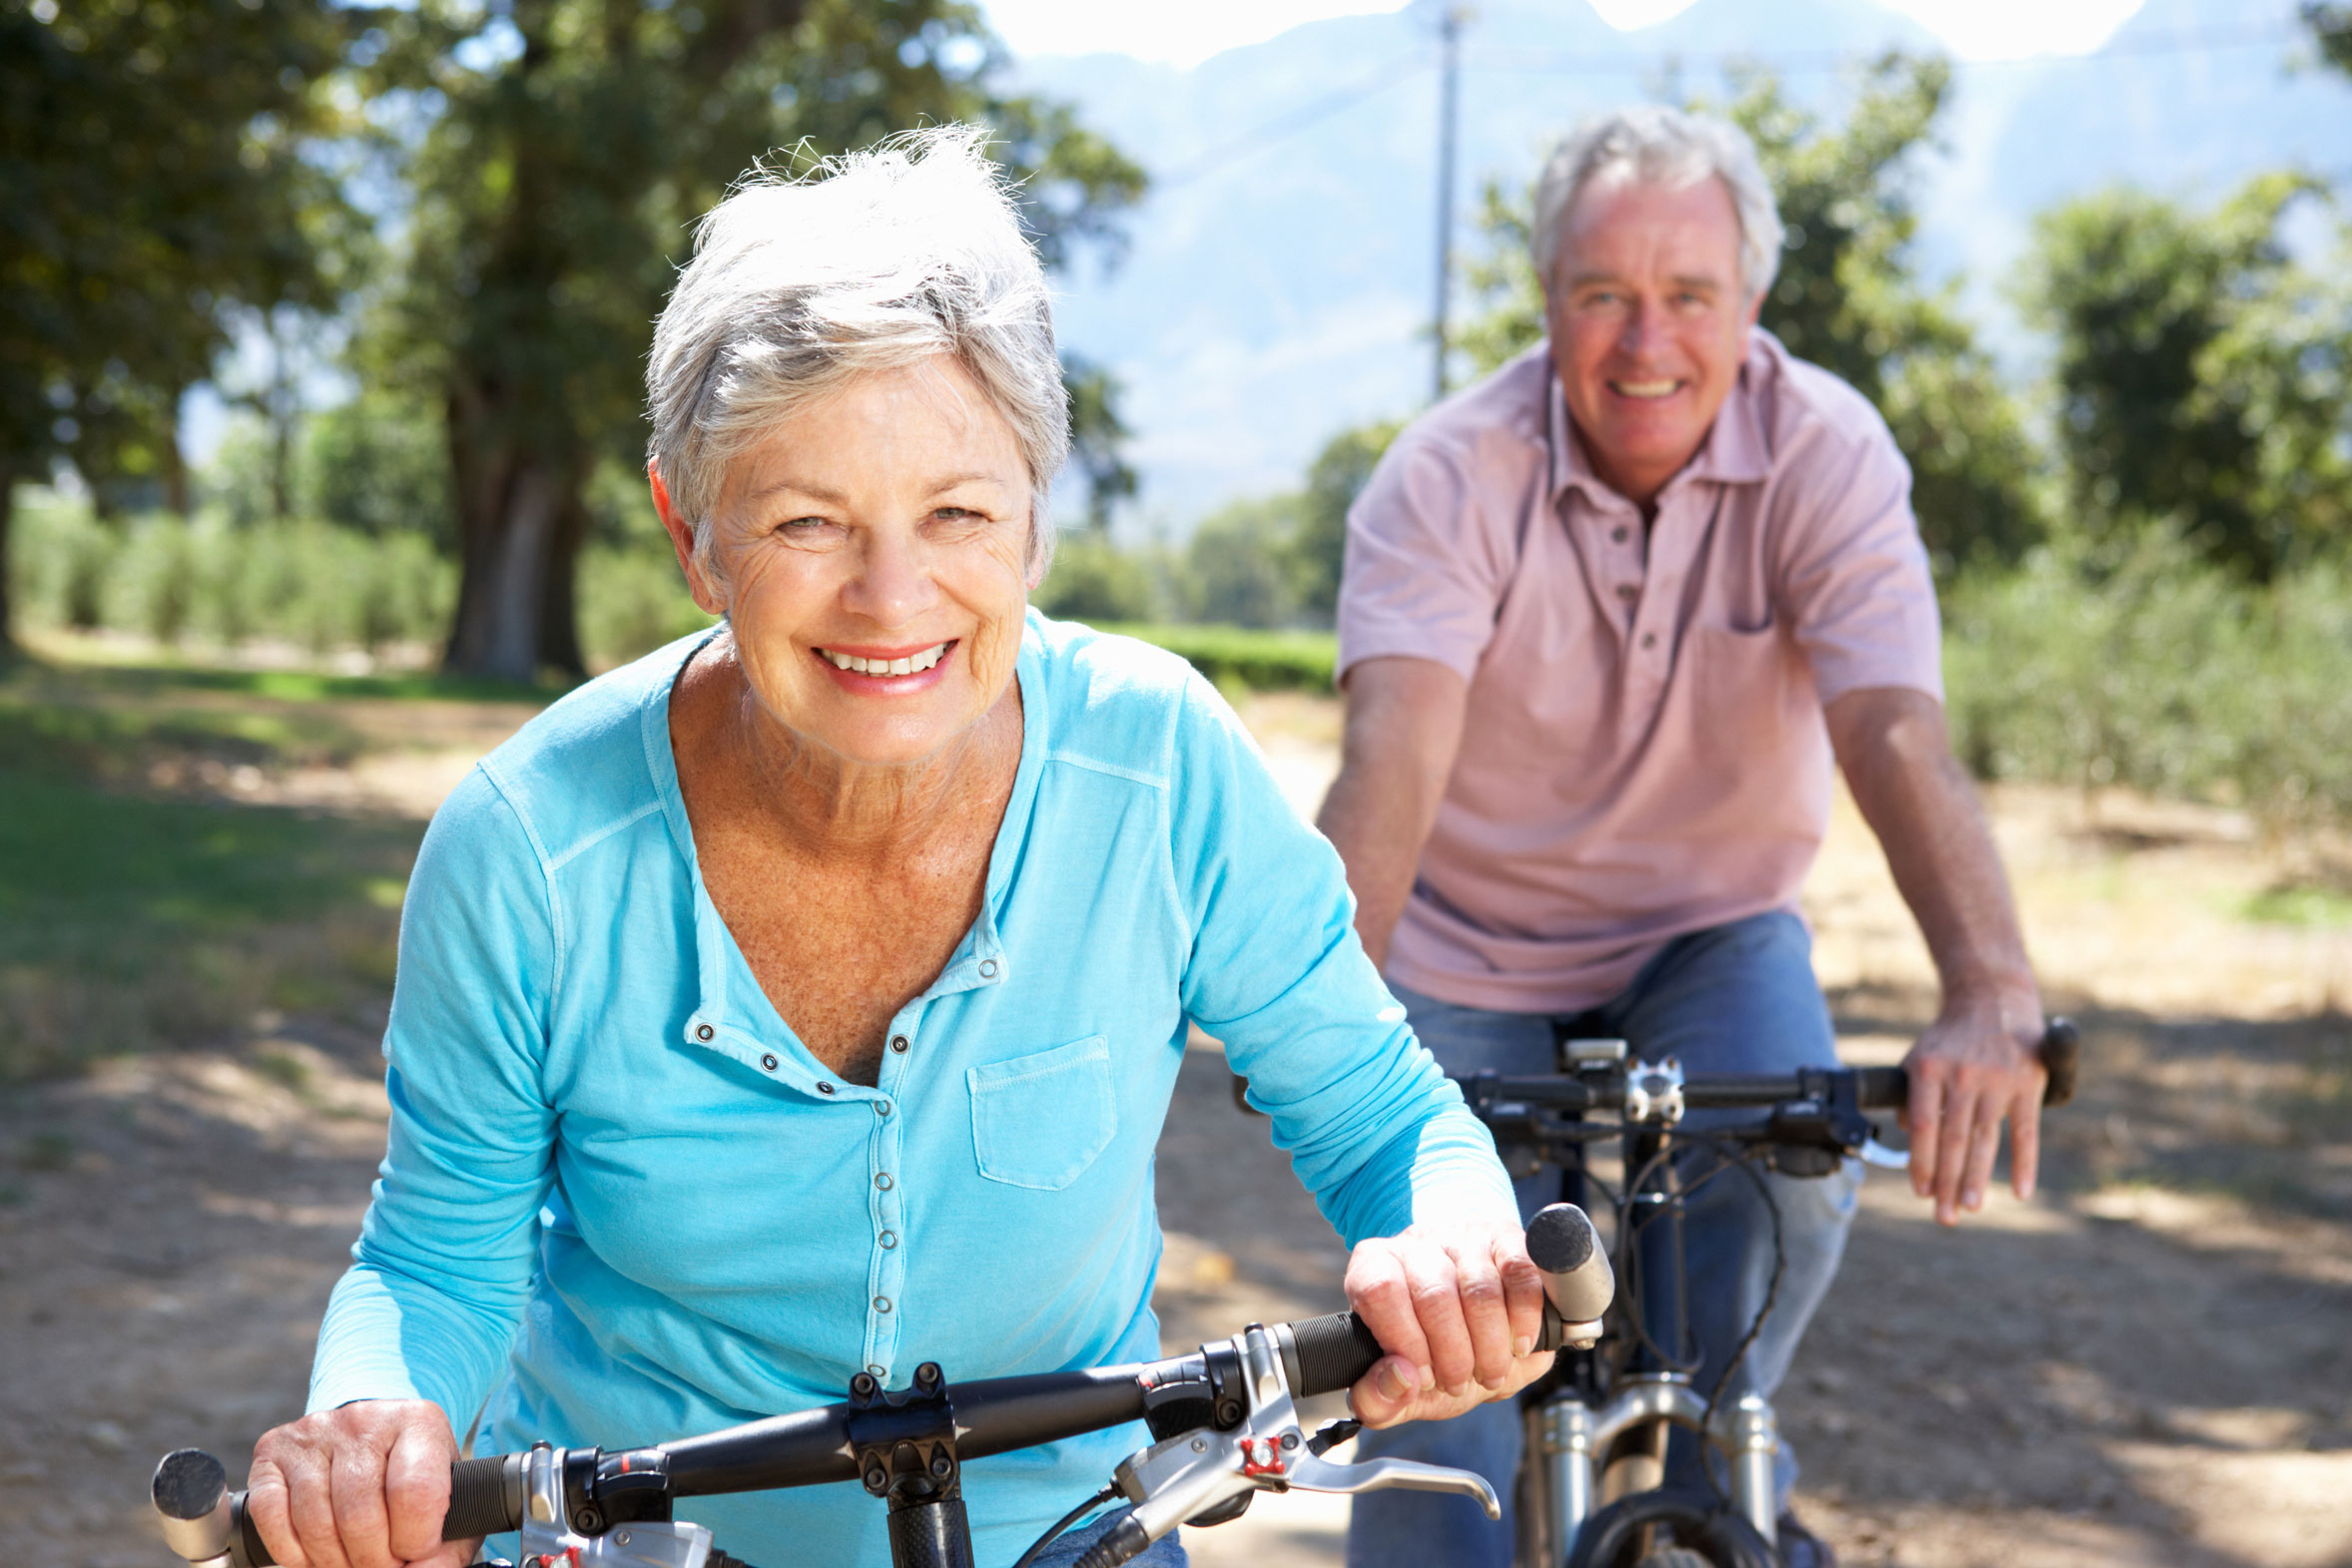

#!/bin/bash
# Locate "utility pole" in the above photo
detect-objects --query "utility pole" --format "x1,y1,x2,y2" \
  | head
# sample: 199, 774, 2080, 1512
1431, 5, 1469, 402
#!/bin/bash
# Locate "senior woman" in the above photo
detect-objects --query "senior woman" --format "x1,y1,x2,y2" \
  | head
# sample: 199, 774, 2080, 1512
246, 129, 1548, 1568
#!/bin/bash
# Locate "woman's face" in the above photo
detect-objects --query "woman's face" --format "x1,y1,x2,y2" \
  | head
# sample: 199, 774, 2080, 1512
665, 355, 1037, 768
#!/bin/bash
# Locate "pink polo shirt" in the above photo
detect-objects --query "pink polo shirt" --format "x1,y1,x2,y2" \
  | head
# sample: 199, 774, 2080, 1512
1337, 331, 1942, 1014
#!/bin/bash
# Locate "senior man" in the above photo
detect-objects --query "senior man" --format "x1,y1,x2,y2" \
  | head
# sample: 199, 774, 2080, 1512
1322, 107, 2049, 1568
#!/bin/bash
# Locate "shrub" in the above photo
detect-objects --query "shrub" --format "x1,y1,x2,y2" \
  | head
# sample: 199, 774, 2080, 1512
1945, 541, 2352, 830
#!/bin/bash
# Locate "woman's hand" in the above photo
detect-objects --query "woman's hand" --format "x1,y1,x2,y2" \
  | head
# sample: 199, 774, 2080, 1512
246, 1400, 477, 1568
1343, 1214, 1553, 1428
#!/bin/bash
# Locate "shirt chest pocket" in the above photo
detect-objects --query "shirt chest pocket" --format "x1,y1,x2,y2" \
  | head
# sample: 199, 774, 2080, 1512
965, 1035, 1118, 1190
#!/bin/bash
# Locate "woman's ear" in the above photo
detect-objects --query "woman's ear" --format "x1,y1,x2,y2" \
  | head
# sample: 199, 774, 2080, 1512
1023, 509, 1052, 594
650, 459, 729, 617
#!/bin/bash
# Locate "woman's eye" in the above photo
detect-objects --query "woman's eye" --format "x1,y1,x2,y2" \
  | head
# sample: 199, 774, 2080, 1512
778, 515, 829, 533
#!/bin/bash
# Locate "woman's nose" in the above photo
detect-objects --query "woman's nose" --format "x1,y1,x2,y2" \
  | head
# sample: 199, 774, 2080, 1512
842, 528, 938, 627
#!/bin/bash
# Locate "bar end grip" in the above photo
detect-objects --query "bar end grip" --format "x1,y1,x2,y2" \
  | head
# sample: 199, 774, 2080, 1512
1526, 1203, 1613, 1324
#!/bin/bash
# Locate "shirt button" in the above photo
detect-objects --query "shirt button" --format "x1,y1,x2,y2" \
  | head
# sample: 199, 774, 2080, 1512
880, 1231, 897, 1250
874, 1297, 892, 1313
875, 1101, 891, 1117
890, 1035, 909, 1053
694, 1023, 715, 1042
1615, 584, 1638, 602
760, 1053, 779, 1071
817, 1082, 836, 1095
1640, 632, 1657, 650
978, 959, 998, 979
876, 1173, 894, 1191
1611, 526, 1629, 544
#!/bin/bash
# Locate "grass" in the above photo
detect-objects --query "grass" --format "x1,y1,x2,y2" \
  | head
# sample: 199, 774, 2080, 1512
2236, 883, 2352, 929
0, 656, 437, 1082
1086, 622, 1338, 693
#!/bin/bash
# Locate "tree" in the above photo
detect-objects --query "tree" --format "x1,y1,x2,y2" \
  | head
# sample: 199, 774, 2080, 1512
359, 0, 1144, 681
1062, 356, 1138, 531
2022, 175, 2350, 578
1454, 55, 2046, 573
2308, 3, 2352, 75
1288, 420, 1402, 621
0, 0, 358, 647
1185, 497, 1302, 629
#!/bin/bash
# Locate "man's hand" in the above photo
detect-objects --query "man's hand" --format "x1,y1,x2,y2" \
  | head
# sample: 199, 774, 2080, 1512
1903, 1002, 2047, 1226
1827, 686, 2047, 1229
1342, 1214, 1554, 1428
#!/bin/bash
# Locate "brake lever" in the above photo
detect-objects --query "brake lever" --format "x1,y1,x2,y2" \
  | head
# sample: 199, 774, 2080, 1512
1858, 1137, 1910, 1170
1099, 1324, 1498, 1564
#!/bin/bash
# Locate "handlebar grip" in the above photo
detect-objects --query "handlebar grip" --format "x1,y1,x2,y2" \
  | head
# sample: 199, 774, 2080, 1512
216, 1455, 515, 1567
445, 1454, 518, 1540
1854, 1067, 1908, 1110
2039, 1016, 2079, 1108
1287, 1310, 1386, 1399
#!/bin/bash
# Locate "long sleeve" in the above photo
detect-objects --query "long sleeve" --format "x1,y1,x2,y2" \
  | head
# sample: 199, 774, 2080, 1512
307, 767, 561, 1420
1167, 676, 1516, 1246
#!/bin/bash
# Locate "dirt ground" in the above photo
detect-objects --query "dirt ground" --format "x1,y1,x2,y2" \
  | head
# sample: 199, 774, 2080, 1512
3, 683, 2348, 1568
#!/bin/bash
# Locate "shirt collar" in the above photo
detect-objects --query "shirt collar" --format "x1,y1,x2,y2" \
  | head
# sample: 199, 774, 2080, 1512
1545, 340, 1772, 510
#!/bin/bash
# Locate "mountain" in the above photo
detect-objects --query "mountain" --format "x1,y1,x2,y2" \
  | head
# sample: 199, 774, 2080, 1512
1012, 0, 2352, 529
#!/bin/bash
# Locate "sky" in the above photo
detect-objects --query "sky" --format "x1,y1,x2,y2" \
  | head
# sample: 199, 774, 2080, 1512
980, 0, 2151, 68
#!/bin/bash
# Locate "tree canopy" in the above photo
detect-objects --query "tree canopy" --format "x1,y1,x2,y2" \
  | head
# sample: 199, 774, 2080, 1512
344, 0, 1145, 678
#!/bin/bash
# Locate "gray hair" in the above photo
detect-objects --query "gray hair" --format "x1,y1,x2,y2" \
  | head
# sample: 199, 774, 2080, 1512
646, 126, 1066, 579
1531, 106, 1785, 302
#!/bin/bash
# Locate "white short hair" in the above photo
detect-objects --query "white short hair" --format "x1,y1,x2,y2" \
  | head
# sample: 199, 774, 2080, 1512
646, 126, 1066, 577
1531, 106, 1785, 302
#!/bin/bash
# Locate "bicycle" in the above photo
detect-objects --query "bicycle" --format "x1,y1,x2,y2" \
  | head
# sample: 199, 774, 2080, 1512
148, 1204, 1618, 1568
1449, 1017, 2081, 1568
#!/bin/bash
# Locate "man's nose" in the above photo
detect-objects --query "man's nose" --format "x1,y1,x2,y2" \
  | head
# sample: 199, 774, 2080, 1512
1616, 298, 1671, 358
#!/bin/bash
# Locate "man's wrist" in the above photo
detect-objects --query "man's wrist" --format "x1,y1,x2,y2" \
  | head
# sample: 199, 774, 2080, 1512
1935, 971, 2042, 1039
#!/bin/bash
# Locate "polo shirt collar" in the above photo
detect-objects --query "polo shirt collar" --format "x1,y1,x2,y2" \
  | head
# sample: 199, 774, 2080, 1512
1545, 344, 1772, 510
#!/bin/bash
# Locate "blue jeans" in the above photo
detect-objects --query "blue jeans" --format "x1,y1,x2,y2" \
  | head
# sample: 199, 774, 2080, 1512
1026, 1506, 1189, 1567
1346, 911, 1862, 1568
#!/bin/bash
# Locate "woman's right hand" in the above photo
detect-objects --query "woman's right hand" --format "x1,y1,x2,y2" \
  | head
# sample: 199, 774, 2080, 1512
246, 1400, 479, 1568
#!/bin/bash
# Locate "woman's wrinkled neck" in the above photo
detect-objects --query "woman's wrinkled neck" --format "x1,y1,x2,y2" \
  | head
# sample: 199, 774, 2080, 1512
681, 630, 1022, 859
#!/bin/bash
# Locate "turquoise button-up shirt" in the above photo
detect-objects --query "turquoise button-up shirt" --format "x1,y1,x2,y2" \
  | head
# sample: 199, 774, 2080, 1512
309, 612, 1515, 1567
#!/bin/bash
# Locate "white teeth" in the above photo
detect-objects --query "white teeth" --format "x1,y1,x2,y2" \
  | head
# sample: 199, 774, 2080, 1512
1613, 379, 1680, 399
819, 643, 948, 676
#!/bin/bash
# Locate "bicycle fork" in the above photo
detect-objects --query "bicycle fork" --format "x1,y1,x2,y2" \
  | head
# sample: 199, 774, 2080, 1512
1535, 1379, 1779, 1550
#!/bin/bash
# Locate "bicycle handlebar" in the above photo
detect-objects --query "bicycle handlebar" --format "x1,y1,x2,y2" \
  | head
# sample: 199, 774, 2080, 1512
159, 1197, 1618, 1568
1461, 1018, 2080, 1118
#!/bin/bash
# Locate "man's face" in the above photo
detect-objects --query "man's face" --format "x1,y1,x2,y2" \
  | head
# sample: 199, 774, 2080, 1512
1544, 172, 1761, 507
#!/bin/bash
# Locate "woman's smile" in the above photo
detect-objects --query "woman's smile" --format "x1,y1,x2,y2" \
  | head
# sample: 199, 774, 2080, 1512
812, 638, 960, 691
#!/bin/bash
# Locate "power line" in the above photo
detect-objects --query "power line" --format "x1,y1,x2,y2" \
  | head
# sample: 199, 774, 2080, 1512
1465, 20, 2304, 78
1148, 49, 1428, 193
1143, 18, 2321, 197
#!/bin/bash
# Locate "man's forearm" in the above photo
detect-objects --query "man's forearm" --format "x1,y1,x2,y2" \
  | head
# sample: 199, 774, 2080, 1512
1317, 659, 1469, 970
1828, 688, 2038, 1025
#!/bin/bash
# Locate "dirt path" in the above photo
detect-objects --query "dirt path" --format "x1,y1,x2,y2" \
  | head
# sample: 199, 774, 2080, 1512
3, 687, 2347, 1567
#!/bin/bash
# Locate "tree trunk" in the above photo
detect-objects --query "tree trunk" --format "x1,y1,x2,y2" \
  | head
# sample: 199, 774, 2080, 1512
440, 379, 590, 683
0, 467, 16, 656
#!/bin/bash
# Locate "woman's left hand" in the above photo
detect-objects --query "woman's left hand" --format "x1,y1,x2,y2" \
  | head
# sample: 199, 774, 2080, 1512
1342, 1213, 1554, 1428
